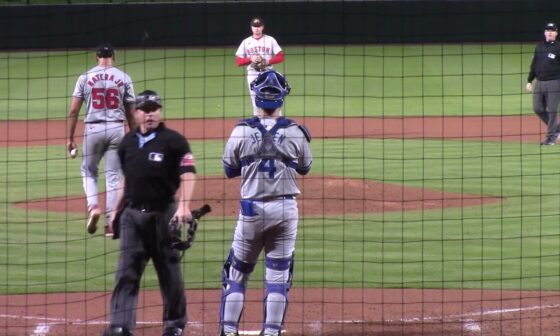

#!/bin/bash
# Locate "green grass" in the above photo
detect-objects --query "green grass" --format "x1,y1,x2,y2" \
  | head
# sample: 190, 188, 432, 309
0, 43, 536, 120
1, 44, 558, 294
1, 138, 560, 293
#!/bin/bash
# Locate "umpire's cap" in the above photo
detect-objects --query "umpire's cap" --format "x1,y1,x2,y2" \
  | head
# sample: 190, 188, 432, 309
136, 90, 162, 110
545, 22, 558, 31
250, 70, 291, 109
96, 42, 115, 58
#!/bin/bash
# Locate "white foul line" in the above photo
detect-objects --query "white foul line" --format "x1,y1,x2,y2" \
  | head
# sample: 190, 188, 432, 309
392, 302, 560, 323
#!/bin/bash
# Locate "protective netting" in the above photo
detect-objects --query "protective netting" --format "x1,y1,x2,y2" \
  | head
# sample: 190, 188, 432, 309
1, 1, 559, 335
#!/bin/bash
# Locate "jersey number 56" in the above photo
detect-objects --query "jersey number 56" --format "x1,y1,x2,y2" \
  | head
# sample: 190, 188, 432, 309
92, 88, 120, 109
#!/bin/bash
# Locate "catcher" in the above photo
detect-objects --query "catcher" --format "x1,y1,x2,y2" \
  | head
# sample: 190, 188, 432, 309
219, 71, 312, 336
235, 17, 285, 115
103, 90, 197, 336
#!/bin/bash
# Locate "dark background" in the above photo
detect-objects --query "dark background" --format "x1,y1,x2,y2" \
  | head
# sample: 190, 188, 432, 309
1, 0, 560, 49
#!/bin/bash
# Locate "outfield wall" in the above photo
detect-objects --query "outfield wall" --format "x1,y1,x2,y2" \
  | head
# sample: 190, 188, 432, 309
1, 0, 559, 50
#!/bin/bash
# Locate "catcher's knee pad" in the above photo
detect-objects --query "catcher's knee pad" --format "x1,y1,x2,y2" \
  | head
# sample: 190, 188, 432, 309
220, 250, 256, 331
262, 254, 294, 334
221, 249, 256, 291
264, 254, 294, 287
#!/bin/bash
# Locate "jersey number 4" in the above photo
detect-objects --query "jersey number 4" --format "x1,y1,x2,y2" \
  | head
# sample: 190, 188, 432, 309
258, 159, 276, 179
92, 88, 120, 109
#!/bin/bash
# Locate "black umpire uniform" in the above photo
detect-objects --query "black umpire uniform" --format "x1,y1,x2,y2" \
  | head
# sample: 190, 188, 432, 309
527, 22, 560, 145
104, 90, 196, 336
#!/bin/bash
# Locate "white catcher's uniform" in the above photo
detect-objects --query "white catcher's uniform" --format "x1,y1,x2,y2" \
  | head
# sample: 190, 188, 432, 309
236, 35, 282, 114
72, 65, 135, 220
220, 116, 312, 336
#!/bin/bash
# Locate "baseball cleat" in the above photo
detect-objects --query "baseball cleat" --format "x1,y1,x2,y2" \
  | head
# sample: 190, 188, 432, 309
162, 326, 183, 336
219, 330, 239, 336
104, 224, 114, 237
86, 207, 102, 234
541, 137, 556, 146
103, 326, 133, 336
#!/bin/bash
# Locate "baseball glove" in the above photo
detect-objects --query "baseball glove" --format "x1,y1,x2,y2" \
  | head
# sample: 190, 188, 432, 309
169, 217, 197, 251
169, 204, 211, 253
251, 58, 268, 72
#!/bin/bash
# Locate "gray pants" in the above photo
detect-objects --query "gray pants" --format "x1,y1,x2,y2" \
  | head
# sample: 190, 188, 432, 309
109, 203, 186, 332
533, 79, 560, 137
81, 121, 124, 220
246, 73, 259, 115
220, 198, 298, 335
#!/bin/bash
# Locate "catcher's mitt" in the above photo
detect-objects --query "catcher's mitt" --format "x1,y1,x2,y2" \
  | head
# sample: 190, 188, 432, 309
169, 217, 197, 251
169, 204, 211, 253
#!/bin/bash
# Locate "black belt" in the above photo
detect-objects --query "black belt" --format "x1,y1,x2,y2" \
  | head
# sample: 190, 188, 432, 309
128, 201, 170, 212
279, 195, 295, 200
85, 120, 124, 124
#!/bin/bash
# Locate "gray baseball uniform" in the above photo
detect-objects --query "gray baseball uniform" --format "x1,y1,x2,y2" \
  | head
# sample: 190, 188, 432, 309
72, 65, 135, 221
220, 116, 312, 336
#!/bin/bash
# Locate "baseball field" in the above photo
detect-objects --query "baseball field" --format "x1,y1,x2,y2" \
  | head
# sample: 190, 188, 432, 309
1, 44, 560, 335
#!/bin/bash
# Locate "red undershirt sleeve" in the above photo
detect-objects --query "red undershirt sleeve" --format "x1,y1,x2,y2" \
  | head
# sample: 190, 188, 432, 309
268, 51, 284, 65
236, 56, 252, 66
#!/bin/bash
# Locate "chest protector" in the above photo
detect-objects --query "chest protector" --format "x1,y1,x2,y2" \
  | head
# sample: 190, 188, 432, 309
238, 116, 295, 162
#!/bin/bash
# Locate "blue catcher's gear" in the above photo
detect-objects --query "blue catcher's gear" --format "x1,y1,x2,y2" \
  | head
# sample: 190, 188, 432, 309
219, 250, 256, 335
262, 254, 294, 335
250, 70, 291, 109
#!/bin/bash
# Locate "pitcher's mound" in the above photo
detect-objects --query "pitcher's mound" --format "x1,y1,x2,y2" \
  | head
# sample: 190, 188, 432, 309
14, 175, 501, 216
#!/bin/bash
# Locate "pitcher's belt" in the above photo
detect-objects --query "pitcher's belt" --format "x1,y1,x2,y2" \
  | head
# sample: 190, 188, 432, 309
85, 120, 124, 124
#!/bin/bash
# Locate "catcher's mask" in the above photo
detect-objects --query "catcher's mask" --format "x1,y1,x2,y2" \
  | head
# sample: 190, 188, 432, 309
250, 70, 291, 109
136, 90, 162, 110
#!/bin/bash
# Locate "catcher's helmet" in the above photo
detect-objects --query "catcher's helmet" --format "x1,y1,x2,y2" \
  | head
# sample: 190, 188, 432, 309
250, 70, 291, 109
135, 90, 162, 110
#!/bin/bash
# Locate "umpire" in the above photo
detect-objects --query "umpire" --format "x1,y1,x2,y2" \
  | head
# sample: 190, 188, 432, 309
103, 90, 197, 336
527, 22, 560, 146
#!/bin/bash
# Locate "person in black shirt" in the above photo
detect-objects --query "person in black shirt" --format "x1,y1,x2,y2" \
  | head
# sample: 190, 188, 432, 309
103, 90, 196, 336
527, 22, 560, 145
